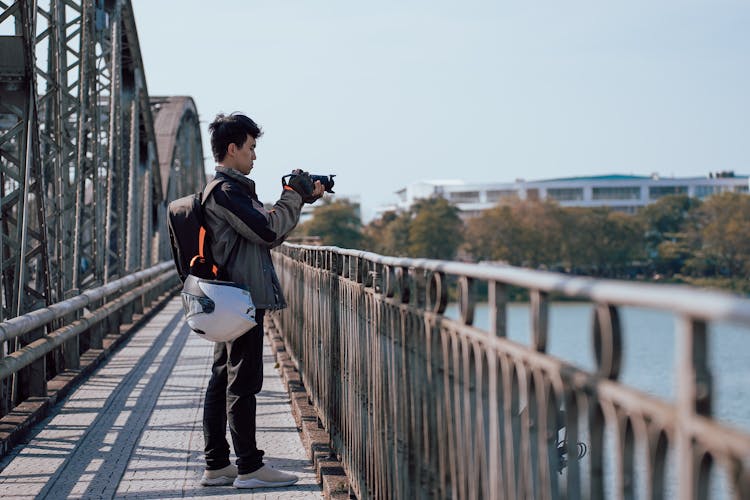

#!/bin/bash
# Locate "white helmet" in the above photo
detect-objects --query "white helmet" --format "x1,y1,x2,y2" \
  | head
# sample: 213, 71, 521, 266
180, 275, 257, 342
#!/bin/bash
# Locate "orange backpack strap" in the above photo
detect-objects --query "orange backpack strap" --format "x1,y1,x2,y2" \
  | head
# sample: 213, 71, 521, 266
193, 225, 218, 277
198, 226, 207, 257
191, 179, 224, 278
190, 227, 218, 277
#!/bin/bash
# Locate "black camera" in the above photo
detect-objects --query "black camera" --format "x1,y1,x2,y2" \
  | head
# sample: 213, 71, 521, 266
283, 172, 336, 193
309, 174, 336, 193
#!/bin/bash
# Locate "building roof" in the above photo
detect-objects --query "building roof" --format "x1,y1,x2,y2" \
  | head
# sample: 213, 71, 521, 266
534, 173, 748, 183
534, 174, 651, 183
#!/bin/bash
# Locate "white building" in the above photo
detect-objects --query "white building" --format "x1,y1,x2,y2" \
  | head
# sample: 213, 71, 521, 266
379, 172, 749, 219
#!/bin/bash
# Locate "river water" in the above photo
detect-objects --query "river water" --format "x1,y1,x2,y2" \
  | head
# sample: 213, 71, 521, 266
444, 302, 750, 432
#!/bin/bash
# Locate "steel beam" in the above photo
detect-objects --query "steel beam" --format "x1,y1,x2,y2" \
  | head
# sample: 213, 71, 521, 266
0, 0, 204, 417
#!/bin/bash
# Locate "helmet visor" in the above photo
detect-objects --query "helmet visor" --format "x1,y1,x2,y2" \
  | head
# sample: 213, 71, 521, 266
182, 292, 215, 316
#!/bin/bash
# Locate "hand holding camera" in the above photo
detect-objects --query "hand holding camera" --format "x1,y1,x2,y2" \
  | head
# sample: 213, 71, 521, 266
282, 170, 336, 204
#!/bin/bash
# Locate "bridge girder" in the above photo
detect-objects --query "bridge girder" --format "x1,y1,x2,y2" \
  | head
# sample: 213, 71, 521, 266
0, 0, 203, 321
0, 0, 204, 410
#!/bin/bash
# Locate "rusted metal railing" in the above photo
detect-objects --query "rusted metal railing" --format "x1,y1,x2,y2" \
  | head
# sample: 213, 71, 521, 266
0, 262, 178, 406
272, 243, 750, 499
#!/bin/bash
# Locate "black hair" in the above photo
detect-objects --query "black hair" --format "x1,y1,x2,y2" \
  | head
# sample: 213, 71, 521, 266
208, 113, 263, 162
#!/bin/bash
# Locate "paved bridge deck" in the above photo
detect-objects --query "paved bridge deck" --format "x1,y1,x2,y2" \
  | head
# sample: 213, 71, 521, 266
0, 298, 321, 499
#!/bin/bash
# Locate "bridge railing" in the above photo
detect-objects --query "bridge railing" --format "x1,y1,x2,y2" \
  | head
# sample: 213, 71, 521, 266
272, 243, 750, 499
0, 262, 178, 416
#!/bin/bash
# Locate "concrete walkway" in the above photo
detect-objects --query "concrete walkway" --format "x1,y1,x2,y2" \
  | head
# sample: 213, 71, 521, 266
0, 297, 321, 499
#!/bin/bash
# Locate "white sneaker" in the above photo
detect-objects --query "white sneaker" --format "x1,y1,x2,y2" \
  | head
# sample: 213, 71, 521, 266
200, 464, 237, 486
233, 464, 299, 489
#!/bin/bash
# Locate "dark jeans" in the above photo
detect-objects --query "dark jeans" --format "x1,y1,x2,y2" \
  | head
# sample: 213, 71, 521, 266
203, 309, 265, 474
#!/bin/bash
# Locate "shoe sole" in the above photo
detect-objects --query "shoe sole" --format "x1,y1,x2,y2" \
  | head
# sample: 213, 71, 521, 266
200, 476, 236, 486
233, 478, 299, 489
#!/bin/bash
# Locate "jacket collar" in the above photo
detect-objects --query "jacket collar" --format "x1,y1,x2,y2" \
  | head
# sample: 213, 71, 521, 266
215, 166, 257, 195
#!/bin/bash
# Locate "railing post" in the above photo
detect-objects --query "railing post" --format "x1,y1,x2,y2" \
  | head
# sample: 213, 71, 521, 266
488, 280, 507, 337
89, 297, 105, 349
410, 268, 426, 308
16, 327, 47, 400
62, 289, 81, 371
62, 332, 80, 371
121, 285, 134, 323
676, 317, 712, 500
458, 276, 475, 325
530, 290, 548, 352
134, 275, 145, 315
108, 309, 122, 337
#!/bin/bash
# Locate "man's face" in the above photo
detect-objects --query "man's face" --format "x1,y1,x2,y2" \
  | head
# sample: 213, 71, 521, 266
226, 134, 257, 175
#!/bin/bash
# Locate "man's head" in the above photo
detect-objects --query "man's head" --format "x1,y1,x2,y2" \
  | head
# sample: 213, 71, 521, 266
209, 113, 263, 175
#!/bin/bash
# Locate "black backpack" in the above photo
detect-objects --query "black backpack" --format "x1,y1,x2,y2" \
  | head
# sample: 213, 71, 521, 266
167, 179, 224, 282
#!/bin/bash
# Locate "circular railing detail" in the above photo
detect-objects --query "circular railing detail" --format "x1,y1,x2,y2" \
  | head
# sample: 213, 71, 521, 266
592, 304, 622, 380
427, 272, 447, 314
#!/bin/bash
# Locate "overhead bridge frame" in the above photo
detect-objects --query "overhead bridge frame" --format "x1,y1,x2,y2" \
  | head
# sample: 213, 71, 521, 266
0, 1, 203, 417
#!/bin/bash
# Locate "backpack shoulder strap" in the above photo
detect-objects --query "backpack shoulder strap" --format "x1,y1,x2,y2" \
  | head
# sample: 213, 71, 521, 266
201, 178, 224, 206
194, 178, 225, 278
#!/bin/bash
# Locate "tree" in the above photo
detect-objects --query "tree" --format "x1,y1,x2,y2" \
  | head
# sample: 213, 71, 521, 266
464, 200, 564, 267
560, 208, 644, 276
639, 194, 698, 237
512, 200, 565, 268
638, 194, 700, 275
363, 197, 464, 259
363, 210, 411, 256
464, 205, 515, 263
560, 208, 609, 273
301, 198, 363, 248
407, 197, 464, 259
684, 192, 750, 278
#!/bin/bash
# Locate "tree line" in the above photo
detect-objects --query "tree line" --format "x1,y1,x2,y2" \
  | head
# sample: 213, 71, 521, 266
296, 192, 750, 294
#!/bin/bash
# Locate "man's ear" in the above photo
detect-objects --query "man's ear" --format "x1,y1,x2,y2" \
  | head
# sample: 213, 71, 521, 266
226, 143, 237, 157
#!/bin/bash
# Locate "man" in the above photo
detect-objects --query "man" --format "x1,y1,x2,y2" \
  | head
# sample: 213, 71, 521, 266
199, 113, 323, 489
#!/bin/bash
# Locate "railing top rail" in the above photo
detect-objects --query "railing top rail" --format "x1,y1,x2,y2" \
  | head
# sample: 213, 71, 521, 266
0, 262, 174, 343
281, 243, 750, 325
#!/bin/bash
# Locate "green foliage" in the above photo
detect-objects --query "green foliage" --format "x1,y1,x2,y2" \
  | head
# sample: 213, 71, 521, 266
464, 201, 564, 267
300, 198, 363, 248
465, 202, 643, 276
362, 192, 750, 293
638, 194, 701, 275
562, 208, 644, 275
461, 192, 750, 288
364, 197, 464, 259
407, 198, 464, 259
363, 210, 411, 256
678, 276, 750, 295
683, 192, 750, 278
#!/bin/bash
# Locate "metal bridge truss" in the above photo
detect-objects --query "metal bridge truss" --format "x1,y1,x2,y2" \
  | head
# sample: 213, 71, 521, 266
0, 0, 204, 415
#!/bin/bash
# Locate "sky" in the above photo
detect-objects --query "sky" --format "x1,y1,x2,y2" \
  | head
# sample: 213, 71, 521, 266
131, 0, 750, 221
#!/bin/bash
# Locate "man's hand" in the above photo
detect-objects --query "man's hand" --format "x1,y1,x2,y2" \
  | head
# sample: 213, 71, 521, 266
285, 169, 324, 204
311, 180, 325, 201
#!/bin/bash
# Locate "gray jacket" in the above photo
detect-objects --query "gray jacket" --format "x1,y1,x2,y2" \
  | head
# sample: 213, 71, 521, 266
203, 166, 303, 310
